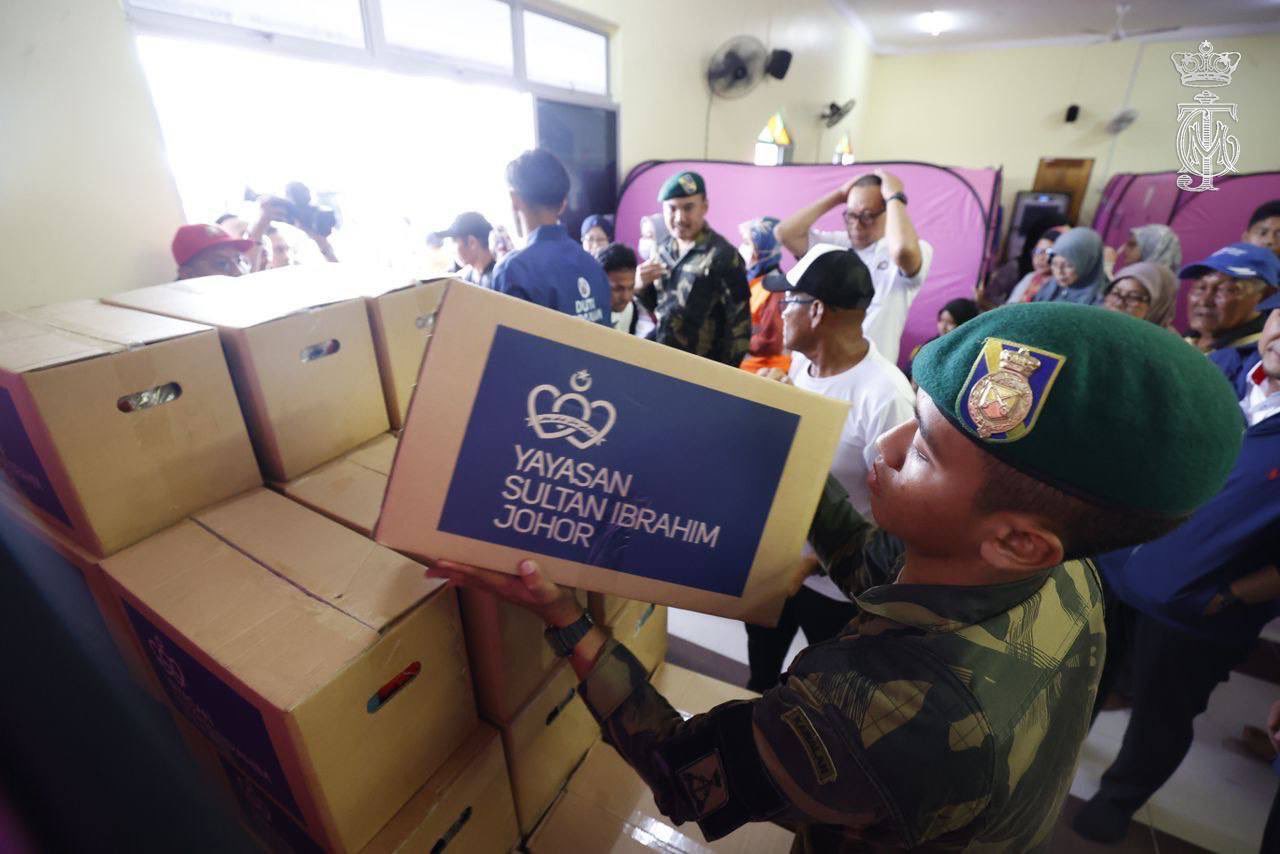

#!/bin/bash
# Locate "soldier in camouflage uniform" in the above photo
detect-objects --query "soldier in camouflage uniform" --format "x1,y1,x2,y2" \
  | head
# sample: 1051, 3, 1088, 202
635, 171, 751, 367
428, 303, 1244, 851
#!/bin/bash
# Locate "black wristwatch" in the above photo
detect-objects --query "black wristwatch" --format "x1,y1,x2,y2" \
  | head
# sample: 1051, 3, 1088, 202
886, 191, 908, 206
544, 610, 595, 657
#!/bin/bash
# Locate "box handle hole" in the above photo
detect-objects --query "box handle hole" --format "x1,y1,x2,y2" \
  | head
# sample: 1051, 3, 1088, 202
117, 382, 182, 413
300, 339, 341, 362
367, 661, 420, 713
414, 313, 435, 331
544, 687, 576, 727
430, 805, 472, 853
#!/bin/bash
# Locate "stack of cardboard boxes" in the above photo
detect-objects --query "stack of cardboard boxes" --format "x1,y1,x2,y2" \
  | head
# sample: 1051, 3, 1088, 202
1, 266, 846, 852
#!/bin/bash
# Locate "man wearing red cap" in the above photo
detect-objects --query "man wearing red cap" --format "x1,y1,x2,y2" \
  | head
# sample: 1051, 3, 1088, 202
171, 224, 256, 280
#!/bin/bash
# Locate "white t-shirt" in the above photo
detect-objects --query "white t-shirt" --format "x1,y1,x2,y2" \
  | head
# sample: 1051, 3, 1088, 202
789, 342, 915, 600
810, 228, 934, 365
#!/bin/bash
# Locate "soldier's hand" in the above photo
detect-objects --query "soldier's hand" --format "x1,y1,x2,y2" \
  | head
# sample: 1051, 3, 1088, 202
756, 367, 791, 384
425, 558, 584, 627
637, 258, 667, 285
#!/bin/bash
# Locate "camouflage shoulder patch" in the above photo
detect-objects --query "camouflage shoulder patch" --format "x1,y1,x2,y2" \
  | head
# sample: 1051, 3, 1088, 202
782, 707, 837, 785
677, 751, 729, 818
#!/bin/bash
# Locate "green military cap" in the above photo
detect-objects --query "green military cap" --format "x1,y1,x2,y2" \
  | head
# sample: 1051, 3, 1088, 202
913, 302, 1242, 518
658, 170, 706, 202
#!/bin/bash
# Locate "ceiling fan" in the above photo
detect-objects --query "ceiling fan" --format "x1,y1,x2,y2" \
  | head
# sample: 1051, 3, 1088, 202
1082, 3, 1182, 43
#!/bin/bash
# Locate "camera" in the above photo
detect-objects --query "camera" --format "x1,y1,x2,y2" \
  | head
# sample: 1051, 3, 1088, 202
245, 181, 339, 237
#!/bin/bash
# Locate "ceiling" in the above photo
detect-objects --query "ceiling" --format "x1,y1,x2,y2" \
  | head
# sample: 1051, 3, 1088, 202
834, 0, 1280, 54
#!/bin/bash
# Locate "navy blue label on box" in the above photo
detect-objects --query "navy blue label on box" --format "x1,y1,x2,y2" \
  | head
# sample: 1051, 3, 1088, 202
219, 755, 324, 854
437, 326, 799, 597
0, 387, 70, 526
123, 601, 303, 822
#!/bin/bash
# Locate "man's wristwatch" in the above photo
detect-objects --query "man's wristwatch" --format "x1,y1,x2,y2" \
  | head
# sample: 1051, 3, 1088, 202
886, 191, 908, 206
544, 610, 595, 657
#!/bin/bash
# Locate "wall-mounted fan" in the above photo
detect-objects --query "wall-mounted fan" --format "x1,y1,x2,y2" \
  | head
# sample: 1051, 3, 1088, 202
820, 100, 856, 128
706, 35, 791, 99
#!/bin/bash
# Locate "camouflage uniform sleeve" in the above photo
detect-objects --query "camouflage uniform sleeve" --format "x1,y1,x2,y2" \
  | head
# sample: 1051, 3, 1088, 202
722, 252, 752, 367
808, 475, 905, 598
659, 255, 728, 355
577, 639, 897, 842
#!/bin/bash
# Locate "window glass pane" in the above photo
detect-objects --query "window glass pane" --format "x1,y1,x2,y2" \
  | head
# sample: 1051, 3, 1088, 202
381, 0, 513, 72
135, 34, 535, 274
523, 12, 607, 95
128, 0, 364, 46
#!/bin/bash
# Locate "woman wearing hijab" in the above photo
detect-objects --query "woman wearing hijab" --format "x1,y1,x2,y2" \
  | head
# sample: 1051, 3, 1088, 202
1006, 227, 1067, 304
737, 216, 791, 374
580, 214, 615, 255
1034, 227, 1109, 305
1108, 224, 1183, 276
1101, 262, 1179, 328
638, 214, 669, 262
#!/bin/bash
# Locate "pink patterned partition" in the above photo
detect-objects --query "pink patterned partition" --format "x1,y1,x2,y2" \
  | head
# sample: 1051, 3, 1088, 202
616, 160, 1001, 368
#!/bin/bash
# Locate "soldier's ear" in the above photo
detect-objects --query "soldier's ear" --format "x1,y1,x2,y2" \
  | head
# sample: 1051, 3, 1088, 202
978, 515, 1063, 573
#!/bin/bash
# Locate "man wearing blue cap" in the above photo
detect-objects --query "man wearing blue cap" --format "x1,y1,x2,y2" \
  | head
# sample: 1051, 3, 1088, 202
1074, 291, 1280, 844
1181, 243, 1279, 383
635, 170, 751, 366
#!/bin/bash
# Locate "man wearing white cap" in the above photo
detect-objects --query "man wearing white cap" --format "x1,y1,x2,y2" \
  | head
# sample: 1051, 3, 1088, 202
745, 244, 915, 692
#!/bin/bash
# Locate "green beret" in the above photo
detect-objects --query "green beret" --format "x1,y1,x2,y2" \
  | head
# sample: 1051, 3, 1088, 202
913, 303, 1242, 518
658, 171, 706, 202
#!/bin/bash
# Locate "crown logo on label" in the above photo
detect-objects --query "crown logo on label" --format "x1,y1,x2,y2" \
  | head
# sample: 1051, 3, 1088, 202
1171, 40, 1241, 88
526, 371, 617, 450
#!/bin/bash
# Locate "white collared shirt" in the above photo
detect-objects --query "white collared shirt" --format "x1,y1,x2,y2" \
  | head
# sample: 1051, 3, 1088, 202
810, 228, 934, 365
1241, 361, 1280, 427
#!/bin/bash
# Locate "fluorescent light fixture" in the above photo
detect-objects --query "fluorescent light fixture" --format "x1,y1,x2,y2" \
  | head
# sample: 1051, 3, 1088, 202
916, 10, 954, 37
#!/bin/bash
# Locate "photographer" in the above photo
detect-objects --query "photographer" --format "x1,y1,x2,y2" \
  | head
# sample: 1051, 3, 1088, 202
247, 182, 339, 267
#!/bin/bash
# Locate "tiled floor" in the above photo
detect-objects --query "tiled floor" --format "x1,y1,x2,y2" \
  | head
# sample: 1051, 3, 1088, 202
668, 608, 1280, 853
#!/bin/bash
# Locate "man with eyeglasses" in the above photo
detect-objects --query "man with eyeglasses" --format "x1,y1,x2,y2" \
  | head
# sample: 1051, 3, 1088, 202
745, 244, 914, 693
171, 223, 255, 280
1180, 244, 1279, 384
775, 170, 932, 364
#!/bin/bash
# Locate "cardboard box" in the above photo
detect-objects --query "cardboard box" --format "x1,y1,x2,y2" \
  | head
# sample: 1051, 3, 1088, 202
609, 600, 667, 677
0, 301, 260, 555
250, 264, 444, 431
502, 660, 599, 835
588, 591, 628, 626
529, 666, 790, 854
276, 433, 397, 537
375, 280, 847, 626
100, 488, 477, 853
528, 747, 794, 854
361, 723, 520, 854
652, 664, 757, 717
105, 272, 390, 482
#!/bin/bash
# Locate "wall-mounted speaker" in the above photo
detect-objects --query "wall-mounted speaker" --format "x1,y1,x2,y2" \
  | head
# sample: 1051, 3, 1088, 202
765, 49, 792, 80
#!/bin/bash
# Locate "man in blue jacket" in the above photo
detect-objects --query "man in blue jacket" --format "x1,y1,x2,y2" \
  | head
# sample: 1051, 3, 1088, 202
1074, 292, 1280, 844
491, 148, 611, 326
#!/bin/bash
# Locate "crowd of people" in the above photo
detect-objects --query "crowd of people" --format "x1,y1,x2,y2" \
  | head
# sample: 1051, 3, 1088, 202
165, 149, 1280, 848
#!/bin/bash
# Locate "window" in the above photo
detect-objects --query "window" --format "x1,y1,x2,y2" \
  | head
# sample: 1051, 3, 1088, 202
135, 34, 535, 270
523, 11, 608, 95
129, 0, 365, 46
381, 0, 514, 72
125, 0, 612, 98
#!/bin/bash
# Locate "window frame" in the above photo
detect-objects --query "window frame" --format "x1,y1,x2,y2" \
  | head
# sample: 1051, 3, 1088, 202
123, 0, 614, 106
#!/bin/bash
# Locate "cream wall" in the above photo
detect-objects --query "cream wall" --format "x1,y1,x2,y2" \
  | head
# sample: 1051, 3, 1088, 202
1, 0, 186, 311
855, 33, 1280, 222
553, 0, 874, 171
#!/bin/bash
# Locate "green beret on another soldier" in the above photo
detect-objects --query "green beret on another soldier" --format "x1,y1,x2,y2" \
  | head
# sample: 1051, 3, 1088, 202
635, 170, 751, 366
